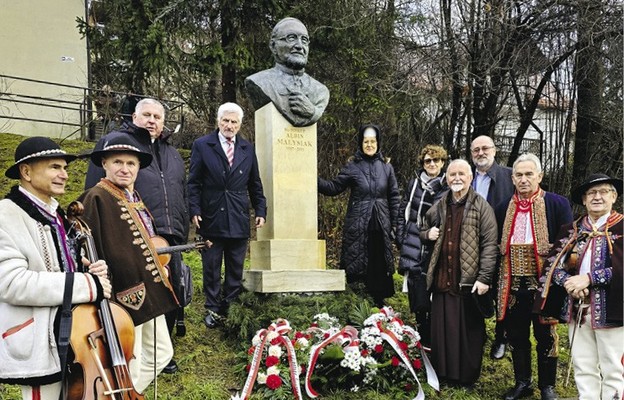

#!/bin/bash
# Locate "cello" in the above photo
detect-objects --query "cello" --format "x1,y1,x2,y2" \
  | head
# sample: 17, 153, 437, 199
64, 201, 144, 400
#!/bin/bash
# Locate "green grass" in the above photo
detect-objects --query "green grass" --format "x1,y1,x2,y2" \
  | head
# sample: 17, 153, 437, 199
0, 133, 579, 399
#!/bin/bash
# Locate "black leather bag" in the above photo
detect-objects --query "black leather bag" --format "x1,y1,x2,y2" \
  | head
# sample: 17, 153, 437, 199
473, 291, 495, 318
178, 260, 193, 307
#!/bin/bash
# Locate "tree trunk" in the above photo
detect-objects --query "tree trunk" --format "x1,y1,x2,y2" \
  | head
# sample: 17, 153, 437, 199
572, 0, 604, 180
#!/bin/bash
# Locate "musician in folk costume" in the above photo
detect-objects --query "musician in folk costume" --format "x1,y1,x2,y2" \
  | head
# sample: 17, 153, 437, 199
495, 153, 573, 400
0, 137, 111, 400
537, 174, 623, 400
79, 134, 178, 393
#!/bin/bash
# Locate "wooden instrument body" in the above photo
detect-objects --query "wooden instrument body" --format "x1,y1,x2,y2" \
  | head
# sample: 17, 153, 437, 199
66, 302, 141, 400
64, 201, 144, 400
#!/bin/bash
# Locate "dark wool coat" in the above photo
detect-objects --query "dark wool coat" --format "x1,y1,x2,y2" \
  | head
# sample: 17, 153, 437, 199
318, 125, 400, 279
85, 122, 189, 242
79, 182, 179, 326
397, 172, 448, 275
187, 130, 267, 239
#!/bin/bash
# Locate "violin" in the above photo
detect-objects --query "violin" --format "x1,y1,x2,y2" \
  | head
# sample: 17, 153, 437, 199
64, 201, 144, 400
151, 235, 210, 266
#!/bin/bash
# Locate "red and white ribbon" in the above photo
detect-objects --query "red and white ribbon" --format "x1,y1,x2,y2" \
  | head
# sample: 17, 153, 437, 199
304, 325, 359, 398
239, 319, 303, 400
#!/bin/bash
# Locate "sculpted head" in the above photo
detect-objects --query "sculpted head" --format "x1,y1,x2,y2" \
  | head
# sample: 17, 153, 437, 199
270, 18, 309, 70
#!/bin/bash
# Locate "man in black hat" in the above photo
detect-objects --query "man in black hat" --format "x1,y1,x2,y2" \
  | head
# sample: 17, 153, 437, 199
85, 97, 189, 374
0, 137, 111, 400
495, 153, 573, 400
79, 134, 179, 394
537, 173, 623, 400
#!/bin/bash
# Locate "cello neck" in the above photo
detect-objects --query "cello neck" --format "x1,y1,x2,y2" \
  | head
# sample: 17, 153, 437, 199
82, 222, 129, 368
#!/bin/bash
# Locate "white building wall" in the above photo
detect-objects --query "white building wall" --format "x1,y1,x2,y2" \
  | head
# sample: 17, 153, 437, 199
0, 0, 88, 139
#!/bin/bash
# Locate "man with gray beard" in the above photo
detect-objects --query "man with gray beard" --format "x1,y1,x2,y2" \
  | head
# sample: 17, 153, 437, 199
420, 159, 498, 389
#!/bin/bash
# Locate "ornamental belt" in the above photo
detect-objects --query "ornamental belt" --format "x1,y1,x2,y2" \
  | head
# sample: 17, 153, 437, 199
509, 244, 537, 277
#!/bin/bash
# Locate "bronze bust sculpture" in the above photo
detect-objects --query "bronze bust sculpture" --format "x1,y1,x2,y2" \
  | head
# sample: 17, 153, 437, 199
245, 18, 330, 127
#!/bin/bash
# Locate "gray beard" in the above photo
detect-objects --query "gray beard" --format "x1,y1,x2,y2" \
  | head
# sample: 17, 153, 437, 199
450, 183, 464, 192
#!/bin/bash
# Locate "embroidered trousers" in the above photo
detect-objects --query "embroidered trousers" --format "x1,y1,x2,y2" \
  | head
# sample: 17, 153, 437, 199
569, 322, 624, 400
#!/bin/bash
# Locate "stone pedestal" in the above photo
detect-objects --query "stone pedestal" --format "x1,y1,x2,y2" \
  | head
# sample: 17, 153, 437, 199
244, 103, 345, 293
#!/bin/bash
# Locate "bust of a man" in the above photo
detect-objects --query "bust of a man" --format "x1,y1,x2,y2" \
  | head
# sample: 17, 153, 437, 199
245, 17, 330, 127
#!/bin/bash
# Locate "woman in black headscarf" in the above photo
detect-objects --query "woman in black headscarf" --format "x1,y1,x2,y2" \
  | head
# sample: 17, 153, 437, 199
319, 124, 400, 306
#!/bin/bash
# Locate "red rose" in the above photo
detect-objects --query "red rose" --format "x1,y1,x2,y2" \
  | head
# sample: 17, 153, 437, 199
412, 358, 422, 370
265, 355, 280, 367
323, 333, 330, 339
266, 374, 282, 390
391, 356, 400, 367
245, 364, 251, 372
361, 349, 370, 357
374, 344, 384, 353
248, 346, 256, 355
399, 341, 408, 351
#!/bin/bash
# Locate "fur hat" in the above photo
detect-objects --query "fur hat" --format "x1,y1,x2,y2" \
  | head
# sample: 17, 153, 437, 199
5, 136, 77, 179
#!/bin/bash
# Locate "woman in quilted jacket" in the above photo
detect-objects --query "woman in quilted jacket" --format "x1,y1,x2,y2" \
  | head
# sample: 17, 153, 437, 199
397, 144, 448, 347
318, 124, 400, 306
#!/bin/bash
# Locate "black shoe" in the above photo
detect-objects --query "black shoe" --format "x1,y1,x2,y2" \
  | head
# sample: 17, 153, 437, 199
490, 340, 507, 360
540, 386, 557, 400
162, 359, 178, 374
503, 381, 533, 400
175, 320, 186, 337
204, 313, 218, 328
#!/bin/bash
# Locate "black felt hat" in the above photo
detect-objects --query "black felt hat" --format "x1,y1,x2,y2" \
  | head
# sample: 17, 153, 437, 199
89, 134, 152, 169
570, 173, 622, 205
5, 136, 77, 179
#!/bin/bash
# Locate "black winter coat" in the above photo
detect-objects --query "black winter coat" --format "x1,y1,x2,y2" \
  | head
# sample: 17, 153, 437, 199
85, 122, 190, 241
397, 172, 448, 275
319, 151, 400, 278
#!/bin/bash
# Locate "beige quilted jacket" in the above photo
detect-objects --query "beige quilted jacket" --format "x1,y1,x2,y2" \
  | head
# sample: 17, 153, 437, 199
421, 188, 498, 290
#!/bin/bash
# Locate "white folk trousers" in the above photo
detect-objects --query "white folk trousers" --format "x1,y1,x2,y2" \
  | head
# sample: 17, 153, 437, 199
569, 322, 624, 400
129, 314, 173, 393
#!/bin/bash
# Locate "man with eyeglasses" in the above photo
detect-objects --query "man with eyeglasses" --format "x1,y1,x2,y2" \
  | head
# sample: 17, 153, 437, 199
537, 174, 623, 400
495, 153, 573, 400
469, 135, 515, 360
245, 17, 330, 127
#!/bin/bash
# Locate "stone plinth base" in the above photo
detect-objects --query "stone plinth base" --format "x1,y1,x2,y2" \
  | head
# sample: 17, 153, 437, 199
243, 269, 346, 293
249, 239, 326, 270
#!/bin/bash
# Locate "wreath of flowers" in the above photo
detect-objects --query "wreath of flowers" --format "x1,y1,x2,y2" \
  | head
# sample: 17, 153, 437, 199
233, 307, 438, 400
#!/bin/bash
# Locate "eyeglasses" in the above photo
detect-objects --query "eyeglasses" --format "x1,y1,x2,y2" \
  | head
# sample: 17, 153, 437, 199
471, 145, 495, 154
276, 34, 310, 45
423, 158, 442, 164
585, 188, 615, 198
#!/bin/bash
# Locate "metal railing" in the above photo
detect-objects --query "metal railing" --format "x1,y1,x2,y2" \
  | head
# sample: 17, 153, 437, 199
0, 74, 184, 141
